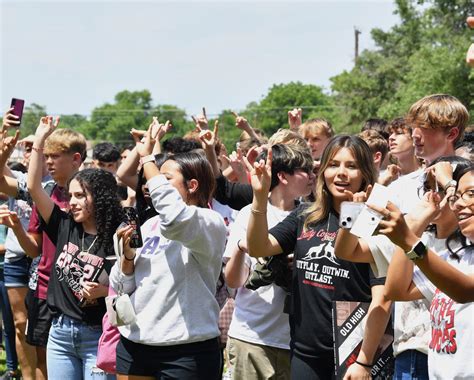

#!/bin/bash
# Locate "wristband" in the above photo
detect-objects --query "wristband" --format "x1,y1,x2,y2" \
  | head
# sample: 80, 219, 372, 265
32, 146, 44, 152
251, 208, 267, 215
140, 154, 155, 166
123, 253, 136, 261
354, 360, 372, 368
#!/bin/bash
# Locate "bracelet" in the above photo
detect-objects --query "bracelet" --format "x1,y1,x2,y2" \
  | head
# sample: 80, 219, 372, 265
140, 154, 155, 166
237, 239, 245, 252
251, 208, 267, 215
443, 180, 457, 191
32, 146, 43, 152
123, 253, 136, 261
354, 360, 373, 368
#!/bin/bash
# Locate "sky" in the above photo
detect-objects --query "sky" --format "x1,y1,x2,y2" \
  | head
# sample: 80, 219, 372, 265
1, 0, 399, 118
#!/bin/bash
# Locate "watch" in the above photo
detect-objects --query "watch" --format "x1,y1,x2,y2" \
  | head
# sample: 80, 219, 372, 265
405, 240, 427, 261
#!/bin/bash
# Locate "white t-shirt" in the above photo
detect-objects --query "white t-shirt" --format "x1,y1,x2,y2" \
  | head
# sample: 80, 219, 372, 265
367, 231, 447, 356
413, 246, 474, 379
388, 168, 424, 213
224, 202, 291, 350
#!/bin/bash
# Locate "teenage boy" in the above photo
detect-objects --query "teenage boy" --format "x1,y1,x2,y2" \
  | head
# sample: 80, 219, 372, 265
387, 94, 469, 380
389, 94, 468, 212
92, 142, 121, 174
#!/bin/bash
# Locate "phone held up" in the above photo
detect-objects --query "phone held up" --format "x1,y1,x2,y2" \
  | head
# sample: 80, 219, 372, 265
339, 202, 364, 229
123, 207, 143, 248
10, 98, 25, 128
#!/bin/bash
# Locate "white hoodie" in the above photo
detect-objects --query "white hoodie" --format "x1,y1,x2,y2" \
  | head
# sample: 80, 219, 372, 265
110, 175, 227, 345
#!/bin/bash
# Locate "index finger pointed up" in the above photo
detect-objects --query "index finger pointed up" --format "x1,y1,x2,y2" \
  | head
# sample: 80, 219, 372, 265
266, 147, 273, 168
213, 120, 219, 136
202, 107, 207, 119
231, 111, 239, 118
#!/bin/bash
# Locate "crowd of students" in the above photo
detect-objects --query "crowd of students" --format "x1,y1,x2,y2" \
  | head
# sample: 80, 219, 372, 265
0, 92, 471, 380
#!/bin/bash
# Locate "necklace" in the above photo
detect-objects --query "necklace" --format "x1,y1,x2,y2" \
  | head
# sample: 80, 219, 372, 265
81, 232, 98, 255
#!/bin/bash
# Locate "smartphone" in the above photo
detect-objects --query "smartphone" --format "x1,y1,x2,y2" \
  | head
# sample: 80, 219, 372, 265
123, 207, 143, 248
339, 202, 364, 229
350, 206, 384, 239
10, 98, 25, 127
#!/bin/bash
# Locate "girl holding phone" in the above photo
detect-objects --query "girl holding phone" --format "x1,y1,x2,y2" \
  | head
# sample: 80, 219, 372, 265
110, 123, 227, 380
246, 135, 392, 379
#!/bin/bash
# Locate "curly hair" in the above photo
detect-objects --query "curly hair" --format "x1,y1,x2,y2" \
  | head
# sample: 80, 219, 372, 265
69, 168, 124, 255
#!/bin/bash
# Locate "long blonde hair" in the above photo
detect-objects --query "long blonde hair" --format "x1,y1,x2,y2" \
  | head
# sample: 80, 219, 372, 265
303, 135, 377, 230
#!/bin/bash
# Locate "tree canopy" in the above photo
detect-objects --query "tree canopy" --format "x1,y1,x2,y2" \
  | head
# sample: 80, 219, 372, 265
2, 0, 471, 149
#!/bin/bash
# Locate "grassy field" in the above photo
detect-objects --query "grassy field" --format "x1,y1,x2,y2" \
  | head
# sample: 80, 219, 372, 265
0, 347, 8, 374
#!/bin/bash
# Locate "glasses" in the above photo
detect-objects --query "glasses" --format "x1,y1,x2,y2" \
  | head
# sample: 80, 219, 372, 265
448, 189, 474, 208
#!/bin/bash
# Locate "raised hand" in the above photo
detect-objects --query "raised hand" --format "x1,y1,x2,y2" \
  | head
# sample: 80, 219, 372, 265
425, 161, 453, 189
288, 108, 302, 130
191, 107, 209, 130
157, 120, 172, 141
223, 147, 248, 183
231, 111, 252, 132
133, 118, 159, 157
249, 148, 272, 200
198, 120, 219, 149
0, 129, 20, 168
2, 108, 20, 131
378, 164, 401, 186
344, 184, 373, 203
35, 116, 60, 140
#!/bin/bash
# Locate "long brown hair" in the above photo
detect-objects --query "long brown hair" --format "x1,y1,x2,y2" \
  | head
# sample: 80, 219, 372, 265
303, 135, 377, 230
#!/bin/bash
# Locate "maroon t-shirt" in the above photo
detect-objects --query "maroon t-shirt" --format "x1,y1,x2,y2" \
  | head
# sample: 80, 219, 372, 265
28, 185, 69, 300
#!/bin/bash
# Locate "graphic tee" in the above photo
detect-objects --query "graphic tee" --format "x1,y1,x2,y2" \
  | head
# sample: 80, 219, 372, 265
269, 204, 379, 360
44, 205, 112, 326
413, 245, 474, 379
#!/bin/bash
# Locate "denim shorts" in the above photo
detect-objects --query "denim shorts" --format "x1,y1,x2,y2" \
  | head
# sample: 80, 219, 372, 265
4, 256, 31, 288
47, 314, 113, 380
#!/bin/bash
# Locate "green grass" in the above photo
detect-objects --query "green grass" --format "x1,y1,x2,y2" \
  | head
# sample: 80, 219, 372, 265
0, 347, 7, 373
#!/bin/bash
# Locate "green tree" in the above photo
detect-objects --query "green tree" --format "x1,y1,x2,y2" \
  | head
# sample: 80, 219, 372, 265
330, 0, 473, 131
88, 90, 190, 146
241, 82, 336, 137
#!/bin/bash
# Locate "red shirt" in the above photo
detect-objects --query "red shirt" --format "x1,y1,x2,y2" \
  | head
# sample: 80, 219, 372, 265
28, 185, 69, 300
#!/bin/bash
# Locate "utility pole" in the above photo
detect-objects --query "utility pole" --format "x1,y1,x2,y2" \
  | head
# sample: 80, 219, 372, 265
354, 27, 361, 62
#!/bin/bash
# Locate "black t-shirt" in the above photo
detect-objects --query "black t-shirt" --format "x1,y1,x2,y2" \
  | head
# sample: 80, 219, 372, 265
270, 203, 380, 360
43, 205, 112, 326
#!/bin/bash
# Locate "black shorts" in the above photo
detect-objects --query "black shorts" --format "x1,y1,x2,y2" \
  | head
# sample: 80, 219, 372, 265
116, 335, 221, 379
25, 289, 52, 347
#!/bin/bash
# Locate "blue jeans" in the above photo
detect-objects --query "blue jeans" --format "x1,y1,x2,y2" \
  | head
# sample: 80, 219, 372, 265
47, 314, 115, 380
394, 349, 428, 380
0, 268, 18, 372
